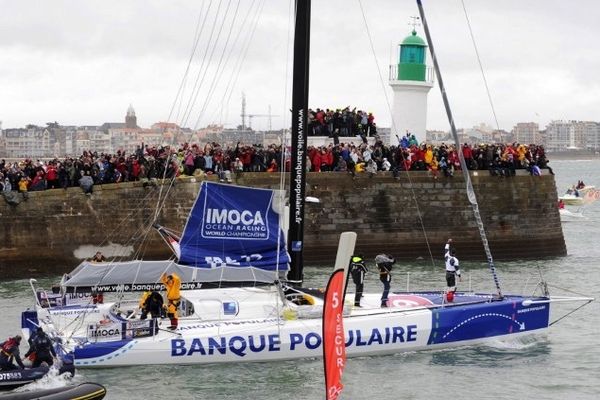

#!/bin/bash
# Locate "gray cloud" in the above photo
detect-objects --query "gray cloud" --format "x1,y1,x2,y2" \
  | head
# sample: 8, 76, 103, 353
1, 0, 598, 132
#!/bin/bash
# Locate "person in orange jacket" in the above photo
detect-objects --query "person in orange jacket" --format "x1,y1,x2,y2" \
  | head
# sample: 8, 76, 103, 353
160, 273, 181, 330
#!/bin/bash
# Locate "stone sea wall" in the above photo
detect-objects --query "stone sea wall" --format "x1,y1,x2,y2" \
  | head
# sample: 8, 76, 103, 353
0, 171, 565, 278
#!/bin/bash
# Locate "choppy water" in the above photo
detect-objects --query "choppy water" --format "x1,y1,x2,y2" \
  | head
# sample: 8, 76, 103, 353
1, 160, 599, 399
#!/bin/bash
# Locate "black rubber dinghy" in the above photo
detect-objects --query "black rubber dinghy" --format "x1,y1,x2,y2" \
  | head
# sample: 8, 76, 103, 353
0, 382, 106, 400
0, 363, 75, 391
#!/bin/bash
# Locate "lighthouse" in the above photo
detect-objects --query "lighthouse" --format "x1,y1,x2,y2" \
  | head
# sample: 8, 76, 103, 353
389, 25, 434, 145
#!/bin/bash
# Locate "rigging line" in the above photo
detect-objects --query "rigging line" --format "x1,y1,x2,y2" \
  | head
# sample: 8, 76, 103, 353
460, 0, 501, 132
545, 283, 594, 298
131, 207, 170, 261
205, 0, 259, 125
223, 0, 266, 124
155, 0, 233, 220
189, 0, 238, 130
193, 0, 243, 130
219, 0, 267, 126
150, 2, 258, 234
180, 0, 230, 129
90, 221, 157, 288
82, 184, 160, 259
169, 0, 209, 124
549, 300, 594, 327
278, 0, 295, 197
357, 0, 436, 268
176, 0, 222, 129
204, 0, 256, 124
416, 0, 503, 298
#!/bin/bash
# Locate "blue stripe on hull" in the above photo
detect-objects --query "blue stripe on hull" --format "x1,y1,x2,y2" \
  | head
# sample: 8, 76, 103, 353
74, 339, 134, 365
428, 296, 550, 345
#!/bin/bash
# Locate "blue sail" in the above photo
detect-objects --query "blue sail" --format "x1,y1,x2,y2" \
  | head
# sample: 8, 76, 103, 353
178, 182, 290, 271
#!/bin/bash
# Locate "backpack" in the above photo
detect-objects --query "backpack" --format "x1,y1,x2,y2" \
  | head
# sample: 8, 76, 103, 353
378, 263, 392, 273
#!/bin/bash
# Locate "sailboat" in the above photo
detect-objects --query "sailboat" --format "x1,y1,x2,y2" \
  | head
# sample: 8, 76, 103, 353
21, 0, 593, 368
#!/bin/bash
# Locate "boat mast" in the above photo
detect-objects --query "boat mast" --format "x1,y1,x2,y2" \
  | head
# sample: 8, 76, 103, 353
287, 0, 311, 286
416, 0, 503, 298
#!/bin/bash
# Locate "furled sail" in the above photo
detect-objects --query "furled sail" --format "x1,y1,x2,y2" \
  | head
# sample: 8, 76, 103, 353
178, 182, 290, 271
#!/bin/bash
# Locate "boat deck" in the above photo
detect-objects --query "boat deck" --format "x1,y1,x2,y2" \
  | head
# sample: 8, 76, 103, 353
347, 291, 522, 313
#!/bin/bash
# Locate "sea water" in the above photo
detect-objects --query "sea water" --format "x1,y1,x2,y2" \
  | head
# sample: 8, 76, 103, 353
1, 159, 599, 399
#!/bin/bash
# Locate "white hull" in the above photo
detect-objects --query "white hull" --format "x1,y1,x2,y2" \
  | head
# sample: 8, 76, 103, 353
26, 286, 553, 368
558, 195, 584, 206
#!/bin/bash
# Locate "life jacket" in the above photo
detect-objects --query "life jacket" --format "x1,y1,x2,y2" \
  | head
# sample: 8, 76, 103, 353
139, 291, 151, 308
349, 257, 366, 273
1, 338, 16, 353
1, 338, 17, 357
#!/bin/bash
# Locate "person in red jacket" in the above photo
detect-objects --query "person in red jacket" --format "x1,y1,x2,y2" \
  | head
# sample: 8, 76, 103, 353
462, 143, 474, 170
0, 335, 26, 370
30, 170, 46, 191
46, 162, 58, 189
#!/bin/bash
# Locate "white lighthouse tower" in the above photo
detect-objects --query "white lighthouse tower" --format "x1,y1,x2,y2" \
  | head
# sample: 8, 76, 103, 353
389, 23, 434, 145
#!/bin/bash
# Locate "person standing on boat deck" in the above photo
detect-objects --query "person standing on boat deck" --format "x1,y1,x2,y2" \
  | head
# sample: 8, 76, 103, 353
140, 291, 164, 320
445, 248, 461, 294
0, 335, 26, 370
161, 273, 181, 330
375, 254, 395, 307
349, 255, 368, 307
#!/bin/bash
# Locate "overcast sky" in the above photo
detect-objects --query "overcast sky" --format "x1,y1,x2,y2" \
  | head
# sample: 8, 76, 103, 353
1, 0, 599, 133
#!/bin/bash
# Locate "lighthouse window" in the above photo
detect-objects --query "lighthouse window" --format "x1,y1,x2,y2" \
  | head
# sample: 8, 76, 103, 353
401, 47, 424, 64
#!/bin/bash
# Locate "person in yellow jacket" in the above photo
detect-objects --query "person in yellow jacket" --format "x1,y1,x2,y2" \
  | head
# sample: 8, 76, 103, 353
18, 177, 29, 193
160, 273, 181, 329
139, 291, 164, 321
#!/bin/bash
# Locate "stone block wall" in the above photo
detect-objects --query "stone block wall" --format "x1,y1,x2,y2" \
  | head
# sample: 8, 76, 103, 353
0, 171, 565, 278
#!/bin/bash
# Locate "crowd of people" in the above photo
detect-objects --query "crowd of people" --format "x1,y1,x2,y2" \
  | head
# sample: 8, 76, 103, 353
0, 133, 553, 196
308, 107, 377, 140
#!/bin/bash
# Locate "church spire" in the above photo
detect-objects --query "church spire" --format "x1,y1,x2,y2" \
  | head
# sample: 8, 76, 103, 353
126, 104, 137, 128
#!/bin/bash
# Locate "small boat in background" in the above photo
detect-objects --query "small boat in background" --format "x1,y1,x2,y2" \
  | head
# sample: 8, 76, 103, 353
558, 193, 584, 206
559, 183, 598, 206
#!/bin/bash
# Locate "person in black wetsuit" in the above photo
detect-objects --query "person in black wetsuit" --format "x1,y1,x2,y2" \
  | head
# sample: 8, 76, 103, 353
140, 291, 164, 320
349, 255, 368, 307
24, 328, 56, 368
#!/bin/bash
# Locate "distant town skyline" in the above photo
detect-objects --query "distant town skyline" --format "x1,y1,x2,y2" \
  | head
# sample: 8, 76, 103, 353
1, 1, 599, 132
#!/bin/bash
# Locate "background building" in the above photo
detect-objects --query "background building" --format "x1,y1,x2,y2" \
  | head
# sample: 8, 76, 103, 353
512, 122, 539, 145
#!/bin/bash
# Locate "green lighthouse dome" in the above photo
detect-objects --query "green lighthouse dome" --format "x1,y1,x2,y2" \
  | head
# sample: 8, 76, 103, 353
401, 30, 427, 47
397, 30, 428, 81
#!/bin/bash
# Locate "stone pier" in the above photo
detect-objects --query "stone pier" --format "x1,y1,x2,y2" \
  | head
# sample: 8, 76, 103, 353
0, 171, 565, 278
